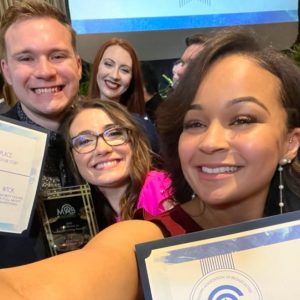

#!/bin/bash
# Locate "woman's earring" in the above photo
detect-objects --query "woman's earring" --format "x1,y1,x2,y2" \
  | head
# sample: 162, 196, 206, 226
278, 158, 291, 214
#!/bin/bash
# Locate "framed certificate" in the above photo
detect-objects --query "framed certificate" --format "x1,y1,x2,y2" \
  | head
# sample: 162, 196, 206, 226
136, 210, 300, 299
0, 116, 48, 235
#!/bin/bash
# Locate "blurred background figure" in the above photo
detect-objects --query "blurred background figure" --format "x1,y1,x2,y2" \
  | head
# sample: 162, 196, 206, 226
141, 61, 163, 125
172, 33, 209, 87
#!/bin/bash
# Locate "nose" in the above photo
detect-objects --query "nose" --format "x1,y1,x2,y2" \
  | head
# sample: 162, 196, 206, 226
176, 63, 187, 80
33, 57, 56, 79
94, 135, 112, 155
110, 66, 120, 80
198, 121, 230, 154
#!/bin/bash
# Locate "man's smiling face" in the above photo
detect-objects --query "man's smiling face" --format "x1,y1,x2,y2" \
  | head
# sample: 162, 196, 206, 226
1, 17, 82, 126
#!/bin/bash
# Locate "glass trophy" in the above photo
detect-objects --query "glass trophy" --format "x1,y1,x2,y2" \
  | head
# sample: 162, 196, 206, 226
39, 184, 98, 256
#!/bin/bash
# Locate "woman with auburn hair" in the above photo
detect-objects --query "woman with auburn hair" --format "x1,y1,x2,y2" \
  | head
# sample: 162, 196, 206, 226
88, 38, 144, 115
88, 38, 159, 152
61, 98, 173, 230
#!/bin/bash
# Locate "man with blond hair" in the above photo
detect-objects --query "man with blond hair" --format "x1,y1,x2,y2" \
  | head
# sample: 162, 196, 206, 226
0, 0, 82, 267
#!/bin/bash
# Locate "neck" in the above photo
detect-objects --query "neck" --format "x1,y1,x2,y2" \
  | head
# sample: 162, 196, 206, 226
182, 193, 267, 230
101, 94, 120, 102
20, 103, 65, 131
98, 184, 128, 215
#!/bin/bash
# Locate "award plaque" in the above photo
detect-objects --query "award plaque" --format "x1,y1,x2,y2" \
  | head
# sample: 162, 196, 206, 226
39, 184, 98, 256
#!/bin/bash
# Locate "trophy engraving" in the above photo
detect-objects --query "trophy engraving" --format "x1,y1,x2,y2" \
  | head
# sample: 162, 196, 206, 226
39, 184, 98, 256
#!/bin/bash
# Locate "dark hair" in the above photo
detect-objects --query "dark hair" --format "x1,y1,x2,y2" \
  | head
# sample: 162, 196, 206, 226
185, 33, 209, 47
88, 38, 145, 115
157, 28, 300, 214
60, 98, 151, 227
140, 61, 159, 95
0, 0, 77, 58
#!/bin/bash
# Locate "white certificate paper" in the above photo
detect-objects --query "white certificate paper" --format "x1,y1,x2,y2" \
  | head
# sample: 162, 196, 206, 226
136, 210, 300, 299
0, 117, 48, 234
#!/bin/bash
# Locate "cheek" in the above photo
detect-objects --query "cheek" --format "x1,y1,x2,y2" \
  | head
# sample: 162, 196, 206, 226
122, 75, 132, 89
124, 146, 133, 163
178, 134, 194, 165
235, 132, 282, 173
96, 71, 103, 85
73, 154, 89, 177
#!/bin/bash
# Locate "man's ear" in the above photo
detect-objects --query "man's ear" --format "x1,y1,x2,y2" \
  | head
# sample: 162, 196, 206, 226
284, 128, 300, 161
1, 59, 12, 85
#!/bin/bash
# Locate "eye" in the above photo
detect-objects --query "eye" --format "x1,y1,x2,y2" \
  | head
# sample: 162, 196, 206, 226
230, 115, 257, 126
16, 55, 34, 62
183, 120, 206, 130
120, 67, 131, 74
51, 52, 67, 61
74, 134, 95, 147
103, 60, 114, 67
106, 128, 124, 139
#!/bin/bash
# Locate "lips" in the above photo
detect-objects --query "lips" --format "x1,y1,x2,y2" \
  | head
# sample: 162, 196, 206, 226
104, 80, 120, 90
94, 159, 121, 170
32, 85, 64, 94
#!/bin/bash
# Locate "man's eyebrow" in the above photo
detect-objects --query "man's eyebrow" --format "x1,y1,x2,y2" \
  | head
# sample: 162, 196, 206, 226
188, 96, 270, 115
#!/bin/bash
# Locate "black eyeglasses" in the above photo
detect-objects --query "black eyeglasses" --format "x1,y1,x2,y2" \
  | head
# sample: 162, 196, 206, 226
70, 126, 129, 154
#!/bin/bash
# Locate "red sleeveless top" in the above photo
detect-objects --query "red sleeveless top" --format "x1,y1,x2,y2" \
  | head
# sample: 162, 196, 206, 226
135, 205, 202, 237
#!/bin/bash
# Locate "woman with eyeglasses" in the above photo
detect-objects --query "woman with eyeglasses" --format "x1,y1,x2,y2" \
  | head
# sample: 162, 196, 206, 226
60, 98, 173, 230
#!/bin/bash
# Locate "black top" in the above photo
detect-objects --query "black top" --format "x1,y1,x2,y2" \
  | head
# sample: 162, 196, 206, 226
145, 93, 163, 124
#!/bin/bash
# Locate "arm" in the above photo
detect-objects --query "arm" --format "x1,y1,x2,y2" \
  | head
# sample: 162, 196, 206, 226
0, 220, 164, 300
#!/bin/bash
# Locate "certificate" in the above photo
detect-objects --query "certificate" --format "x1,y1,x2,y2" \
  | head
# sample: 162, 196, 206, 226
0, 116, 48, 235
136, 210, 300, 299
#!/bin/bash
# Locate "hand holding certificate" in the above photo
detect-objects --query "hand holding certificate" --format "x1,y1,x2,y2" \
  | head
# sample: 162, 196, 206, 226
0, 116, 48, 234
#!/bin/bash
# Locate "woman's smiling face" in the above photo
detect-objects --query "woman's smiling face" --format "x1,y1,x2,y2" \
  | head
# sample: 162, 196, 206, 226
179, 54, 291, 209
69, 108, 132, 190
96, 45, 132, 101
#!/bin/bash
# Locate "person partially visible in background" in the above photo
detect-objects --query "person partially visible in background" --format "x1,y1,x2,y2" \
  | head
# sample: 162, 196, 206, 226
140, 61, 163, 125
172, 33, 209, 87
88, 37, 159, 153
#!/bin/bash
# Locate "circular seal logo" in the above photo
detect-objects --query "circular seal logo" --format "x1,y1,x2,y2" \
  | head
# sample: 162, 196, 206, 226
190, 269, 262, 300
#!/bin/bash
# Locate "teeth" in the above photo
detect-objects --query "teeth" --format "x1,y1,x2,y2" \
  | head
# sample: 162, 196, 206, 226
34, 87, 61, 94
202, 166, 238, 174
95, 160, 118, 170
